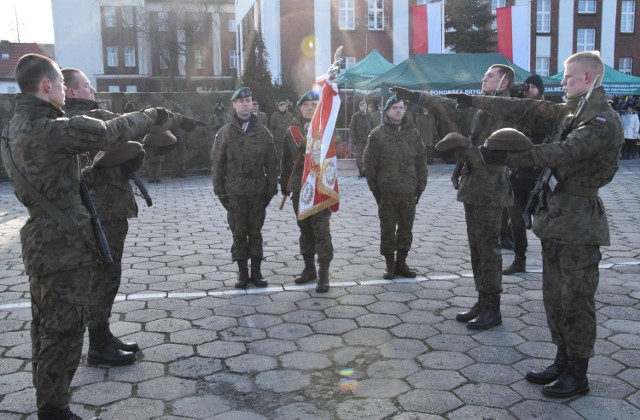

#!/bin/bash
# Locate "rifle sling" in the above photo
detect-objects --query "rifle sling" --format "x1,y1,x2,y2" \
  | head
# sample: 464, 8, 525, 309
28, 196, 83, 219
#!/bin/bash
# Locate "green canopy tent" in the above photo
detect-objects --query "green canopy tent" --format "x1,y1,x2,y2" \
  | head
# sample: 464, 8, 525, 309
356, 53, 564, 97
335, 49, 395, 86
550, 64, 640, 96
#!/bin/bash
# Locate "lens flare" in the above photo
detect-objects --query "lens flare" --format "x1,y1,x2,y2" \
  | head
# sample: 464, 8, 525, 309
300, 35, 316, 58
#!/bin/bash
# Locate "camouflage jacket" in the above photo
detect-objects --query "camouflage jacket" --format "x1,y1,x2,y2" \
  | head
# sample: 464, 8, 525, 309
280, 116, 308, 194
349, 111, 373, 144
208, 111, 232, 141
65, 99, 139, 222
418, 91, 514, 206
1, 94, 155, 275
211, 114, 277, 197
364, 116, 428, 195
414, 111, 440, 148
269, 110, 295, 146
472, 86, 623, 245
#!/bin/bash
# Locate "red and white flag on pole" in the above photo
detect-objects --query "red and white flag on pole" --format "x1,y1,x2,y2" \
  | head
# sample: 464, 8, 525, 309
496, 5, 530, 69
297, 74, 340, 220
412, 1, 443, 54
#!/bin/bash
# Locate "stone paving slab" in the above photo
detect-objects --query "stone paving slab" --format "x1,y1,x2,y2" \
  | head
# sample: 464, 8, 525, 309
1, 160, 640, 419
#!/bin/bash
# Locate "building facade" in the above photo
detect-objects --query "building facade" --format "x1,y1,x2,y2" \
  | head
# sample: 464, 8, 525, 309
51, 0, 237, 93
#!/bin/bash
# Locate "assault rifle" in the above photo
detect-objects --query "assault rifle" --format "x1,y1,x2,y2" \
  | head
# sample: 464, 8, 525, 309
522, 75, 600, 229
80, 176, 114, 265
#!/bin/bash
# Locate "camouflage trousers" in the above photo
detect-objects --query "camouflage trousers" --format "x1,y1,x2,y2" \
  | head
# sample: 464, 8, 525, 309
541, 240, 600, 358
354, 141, 366, 175
292, 192, 334, 263
87, 219, 128, 330
464, 203, 503, 293
378, 192, 416, 255
227, 195, 267, 261
30, 266, 91, 415
145, 155, 164, 180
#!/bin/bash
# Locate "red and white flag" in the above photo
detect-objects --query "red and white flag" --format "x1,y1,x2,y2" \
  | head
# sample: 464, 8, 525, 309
496, 5, 530, 69
412, 1, 443, 54
297, 74, 340, 220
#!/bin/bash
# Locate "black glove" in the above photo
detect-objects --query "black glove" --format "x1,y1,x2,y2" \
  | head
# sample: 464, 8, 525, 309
390, 86, 419, 103
509, 82, 529, 97
154, 107, 172, 126
478, 146, 508, 165
372, 189, 381, 205
451, 173, 460, 190
218, 195, 230, 211
120, 151, 145, 175
445, 93, 473, 109
415, 191, 422, 204
180, 117, 207, 132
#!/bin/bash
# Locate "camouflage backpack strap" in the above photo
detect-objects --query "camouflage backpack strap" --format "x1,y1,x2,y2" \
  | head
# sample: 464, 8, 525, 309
1, 127, 77, 232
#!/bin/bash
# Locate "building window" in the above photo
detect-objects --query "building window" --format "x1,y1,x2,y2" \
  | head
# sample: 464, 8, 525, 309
576, 28, 595, 51
122, 6, 134, 28
537, 0, 551, 33
104, 6, 116, 27
621, 1, 635, 33
107, 46, 118, 67
158, 11, 169, 32
125, 85, 137, 93
619, 57, 633, 74
195, 49, 205, 69
578, 0, 596, 14
229, 49, 238, 69
124, 46, 136, 67
368, 0, 384, 30
339, 0, 355, 30
196, 86, 207, 92
160, 50, 170, 69
535, 57, 550, 77
108, 85, 120, 93
342, 56, 356, 69
491, 0, 507, 30
228, 19, 236, 32
1, 53, 8, 59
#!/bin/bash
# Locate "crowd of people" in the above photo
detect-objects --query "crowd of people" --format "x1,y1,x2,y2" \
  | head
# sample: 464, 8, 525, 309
0, 50, 625, 419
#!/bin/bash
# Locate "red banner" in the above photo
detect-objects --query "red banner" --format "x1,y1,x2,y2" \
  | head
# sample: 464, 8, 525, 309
413, 5, 428, 54
496, 6, 513, 61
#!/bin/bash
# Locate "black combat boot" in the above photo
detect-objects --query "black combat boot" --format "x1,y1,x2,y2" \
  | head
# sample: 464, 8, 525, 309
526, 347, 567, 384
108, 328, 139, 353
88, 327, 135, 366
316, 260, 330, 293
455, 293, 484, 322
234, 260, 250, 289
542, 357, 590, 398
294, 254, 317, 284
467, 292, 502, 330
250, 257, 268, 287
383, 254, 395, 280
395, 251, 417, 278
503, 253, 526, 275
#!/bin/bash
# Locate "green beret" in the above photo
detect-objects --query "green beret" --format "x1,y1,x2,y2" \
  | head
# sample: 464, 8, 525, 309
93, 142, 143, 168
383, 95, 402, 112
297, 91, 319, 107
484, 128, 533, 151
435, 133, 471, 152
231, 87, 252, 101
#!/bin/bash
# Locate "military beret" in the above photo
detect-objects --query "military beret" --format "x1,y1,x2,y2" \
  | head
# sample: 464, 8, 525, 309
231, 86, 252, 101
435, 133, 471, 152
484, 128, 533, 151
383, 95, 402, 112
277, 100, 287, 107
142, 125, 178, 147
297, 90, 319, 107
93, 141, 144, 168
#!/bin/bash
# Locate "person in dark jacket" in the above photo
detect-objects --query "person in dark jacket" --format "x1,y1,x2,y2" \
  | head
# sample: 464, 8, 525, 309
364, 95, 427, 279
349, 100, 374, 177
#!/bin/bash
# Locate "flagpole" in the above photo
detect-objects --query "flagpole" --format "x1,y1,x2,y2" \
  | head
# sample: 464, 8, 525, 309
441, 0, 446, 53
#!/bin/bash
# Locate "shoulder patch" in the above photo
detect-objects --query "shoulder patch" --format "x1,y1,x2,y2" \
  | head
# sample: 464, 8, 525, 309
593, 116, 607, 125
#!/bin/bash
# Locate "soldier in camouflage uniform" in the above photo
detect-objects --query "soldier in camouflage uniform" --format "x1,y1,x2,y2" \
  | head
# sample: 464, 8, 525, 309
364, 95, 427, 279
393, 64, 516, 331
349, 100, 374, 177
212, 87, 278, 289
207, 101, 232, 157
0, 54, 182, 420
281, 91, 334, 293
414, 106, 440, 164
269, 100, 295, 169
475, 51, 623, 399
252, 100, 269, 126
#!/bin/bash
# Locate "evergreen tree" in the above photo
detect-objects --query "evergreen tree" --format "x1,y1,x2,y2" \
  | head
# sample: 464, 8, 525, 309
445, 0, 496, 53
241, 30, 275, 116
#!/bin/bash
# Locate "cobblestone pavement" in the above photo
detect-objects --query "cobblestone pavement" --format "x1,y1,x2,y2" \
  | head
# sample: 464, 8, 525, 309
1, 159, 640, 420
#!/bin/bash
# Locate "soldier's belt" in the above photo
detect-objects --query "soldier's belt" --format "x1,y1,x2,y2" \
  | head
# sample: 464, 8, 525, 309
27, 195, 83, 219
557, 183, 599, 197
470, 164, 507, 172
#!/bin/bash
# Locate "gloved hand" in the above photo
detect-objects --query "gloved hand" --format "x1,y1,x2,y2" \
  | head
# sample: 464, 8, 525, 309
180, 117, 207, 132
509, 82, 530, 97
451, 172, 460, 190
120, 151, 145, 175
372, 189, 381, 205
445, 93, 473, 109
154, 107, 173, 127
218, 194, 230, 211
415, 191, 422, 204
478, 146, 508, 165
390, 86, 420, 103
263, 194, 274, 208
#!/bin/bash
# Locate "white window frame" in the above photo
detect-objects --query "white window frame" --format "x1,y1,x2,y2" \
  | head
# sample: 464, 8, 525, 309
228, 19, 236, 32
576, 28, 596, 52
160, 49, 170, 70
107, 46, 118, 67
491, 0, 507, 30
104, 6, 116, 28
124, 46, 136, 67
229, 49, 238, 69
122, 6, 134, 27
158, 11, 169, 32
537, 0, 551, 33
619, 57, 633, 75
621, 1, 635, 33
339, 0, 355, 30
195, 49, 205, 69
578, 0, 596, 14
108, 85, 120, 93
368, 0, 384, 31
535, 57, 550, 77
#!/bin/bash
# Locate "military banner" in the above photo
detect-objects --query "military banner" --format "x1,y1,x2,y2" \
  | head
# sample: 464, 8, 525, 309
297, 74, 341, 220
